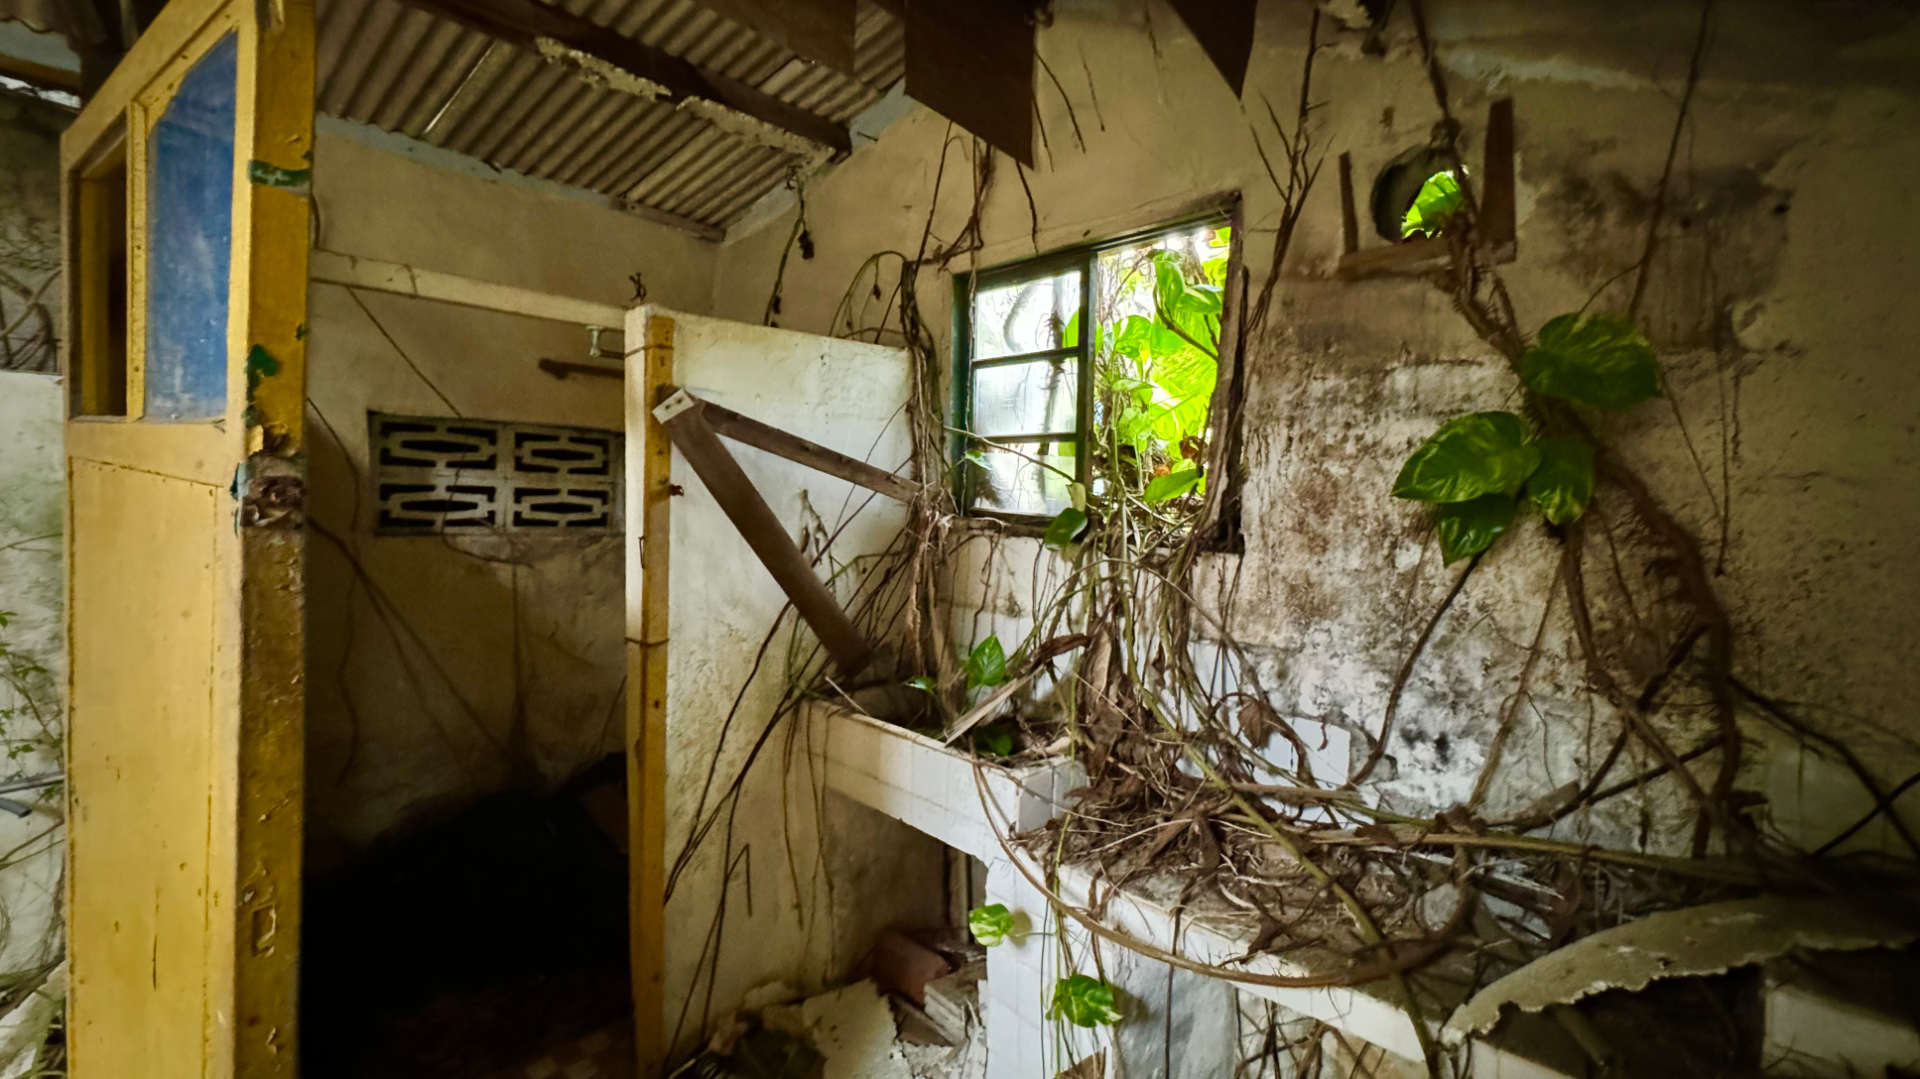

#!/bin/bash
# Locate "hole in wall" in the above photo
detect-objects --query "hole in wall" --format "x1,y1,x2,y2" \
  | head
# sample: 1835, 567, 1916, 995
1370, 144, 1466, 242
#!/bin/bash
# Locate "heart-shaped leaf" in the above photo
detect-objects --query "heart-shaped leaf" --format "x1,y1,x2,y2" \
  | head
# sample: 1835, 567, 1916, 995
972, 721, 1016, 758
1401, 169, 1464, 238
969, 903, 1017, 947
1526, 435, 1595, 525
1521, 313, 1661, 410
1393, 411, 1541, 503
1049, 974, 1123, 1027
1435, 493, 1518, 564
1143, 467, 1202, 504
964, 636, 1008, 690
1043, 507, 1089, 549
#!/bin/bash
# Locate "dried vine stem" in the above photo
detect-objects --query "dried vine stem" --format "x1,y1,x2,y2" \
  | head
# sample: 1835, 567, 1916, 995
1407, 0, 1752, 858
1626, 0, 1716, 320
656, 5, 1918, 1074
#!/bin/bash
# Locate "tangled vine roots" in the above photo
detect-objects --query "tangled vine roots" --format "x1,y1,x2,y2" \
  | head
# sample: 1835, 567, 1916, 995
670, 3, 1920, 1073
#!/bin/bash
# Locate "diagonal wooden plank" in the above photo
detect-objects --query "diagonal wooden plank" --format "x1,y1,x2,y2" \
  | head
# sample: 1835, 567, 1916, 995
653, 389, 874, 675
698, 396, 920, 505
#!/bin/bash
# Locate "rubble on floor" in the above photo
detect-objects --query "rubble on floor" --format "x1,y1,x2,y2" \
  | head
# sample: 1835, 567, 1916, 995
684, 975, 985, 1079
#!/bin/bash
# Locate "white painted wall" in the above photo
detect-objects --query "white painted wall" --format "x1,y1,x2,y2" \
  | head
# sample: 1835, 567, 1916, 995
627, 308, 948, 1057
304, 128, 720, 862
709, 0, 1920, 857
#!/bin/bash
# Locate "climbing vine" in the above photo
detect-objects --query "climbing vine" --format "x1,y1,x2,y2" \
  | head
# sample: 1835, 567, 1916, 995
1393, 313, 1658, 562
667, 1, 1920, 1076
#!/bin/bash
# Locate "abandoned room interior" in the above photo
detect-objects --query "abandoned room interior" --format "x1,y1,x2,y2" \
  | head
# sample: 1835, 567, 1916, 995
0, 0, 1916, 1075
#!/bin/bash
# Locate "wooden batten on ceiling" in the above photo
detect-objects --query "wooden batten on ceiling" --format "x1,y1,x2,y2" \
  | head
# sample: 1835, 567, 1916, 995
389, 0, 853, 157
691, 0, 858, 77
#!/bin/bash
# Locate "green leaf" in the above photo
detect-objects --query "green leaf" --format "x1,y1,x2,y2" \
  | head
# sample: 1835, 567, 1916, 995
1153, 251, 1188, 327
1148, 348, 1216, 401
1526, 436, 1595, 525
1202, 254, 1228, 289
1151, 251, 1221, 350
1402, 169, 1464, 238
1435, 493, 1518, 564
905, 676, 937, 693
1049, 974, 1123, 1028
969, 903, 1017, 947
1521, 314, 1662, 410
1143, 468, 1201, 503
1393, 411, 1541, 503
972, 722, 1016, 758
1111, 314, 1154, 362
1063, 308, 1081, 348
1043, 507, 1089, 549
964, 636, 1008, 689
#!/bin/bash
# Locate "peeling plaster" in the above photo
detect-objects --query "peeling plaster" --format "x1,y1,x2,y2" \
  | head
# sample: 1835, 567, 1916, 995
534, 37, 674, 101
1444, 895, 1920, 1041
534, 37, 830, 161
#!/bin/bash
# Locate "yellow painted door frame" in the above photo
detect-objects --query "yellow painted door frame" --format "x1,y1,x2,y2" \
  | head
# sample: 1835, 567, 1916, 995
60, 1, 313, 1075
628, 312, 675, 1078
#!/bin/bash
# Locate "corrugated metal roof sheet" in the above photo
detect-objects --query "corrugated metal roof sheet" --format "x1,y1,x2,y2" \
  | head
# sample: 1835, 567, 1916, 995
315, 0, 902, 235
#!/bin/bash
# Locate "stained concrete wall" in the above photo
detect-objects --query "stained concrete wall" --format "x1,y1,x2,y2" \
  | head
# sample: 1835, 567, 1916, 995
303, 128, 719, 862
710, 0, 1920, 856
0, 90, 62, 375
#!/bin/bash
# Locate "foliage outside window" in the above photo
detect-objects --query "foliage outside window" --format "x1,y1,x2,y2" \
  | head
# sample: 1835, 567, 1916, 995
953, 218, 1232, 523
1401, 169, 1464, 238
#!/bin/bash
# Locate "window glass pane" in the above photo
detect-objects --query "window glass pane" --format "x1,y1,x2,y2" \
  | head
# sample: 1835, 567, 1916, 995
144, 34, 237, 422
970, 441, 1074, 518
971, 357, 1077, 438
970, 270, 1081, 359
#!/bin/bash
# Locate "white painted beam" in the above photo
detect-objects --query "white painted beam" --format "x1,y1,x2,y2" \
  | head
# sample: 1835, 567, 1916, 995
309, 249, 627, 329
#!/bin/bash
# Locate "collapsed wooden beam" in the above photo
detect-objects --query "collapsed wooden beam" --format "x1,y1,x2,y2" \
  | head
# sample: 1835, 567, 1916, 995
698, 398, 920, 505
537, 374, 919, 502
391, 0, 852, 158
653, 390, 873, 675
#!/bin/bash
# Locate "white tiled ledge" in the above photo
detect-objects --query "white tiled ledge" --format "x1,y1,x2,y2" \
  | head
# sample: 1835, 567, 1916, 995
802, 701, 1449, 1072
801, 700, 1081, 863
806, 701, 1905, 1079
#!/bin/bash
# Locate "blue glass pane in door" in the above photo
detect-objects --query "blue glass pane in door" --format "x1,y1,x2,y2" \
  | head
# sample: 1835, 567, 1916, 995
145, 34, 237, 422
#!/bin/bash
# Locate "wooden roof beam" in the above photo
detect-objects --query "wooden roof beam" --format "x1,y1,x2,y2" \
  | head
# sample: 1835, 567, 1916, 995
392, 0, 851, 157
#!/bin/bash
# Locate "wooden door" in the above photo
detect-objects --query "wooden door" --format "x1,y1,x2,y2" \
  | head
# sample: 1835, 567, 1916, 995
60, 2, 313, 1075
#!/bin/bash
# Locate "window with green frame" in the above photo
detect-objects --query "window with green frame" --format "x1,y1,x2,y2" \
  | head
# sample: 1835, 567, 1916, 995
953, 215, 1234, 521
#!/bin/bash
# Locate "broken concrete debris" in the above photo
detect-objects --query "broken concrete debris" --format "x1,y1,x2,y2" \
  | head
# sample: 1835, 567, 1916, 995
685, 977, 984, 1079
